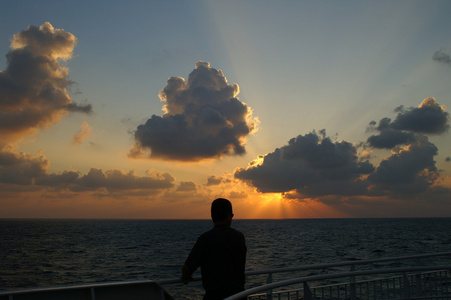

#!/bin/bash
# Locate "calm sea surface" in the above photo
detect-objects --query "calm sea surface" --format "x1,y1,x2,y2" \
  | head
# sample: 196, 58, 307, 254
1, 218, 451, 298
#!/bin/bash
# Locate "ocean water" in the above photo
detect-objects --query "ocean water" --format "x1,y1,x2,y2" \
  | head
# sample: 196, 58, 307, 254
1, 218, 451, 298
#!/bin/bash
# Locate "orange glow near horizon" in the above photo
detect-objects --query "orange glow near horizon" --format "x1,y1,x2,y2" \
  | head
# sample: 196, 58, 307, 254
0, 188, 343, 220
232, 192, 347, 219
2, 188, 448, 219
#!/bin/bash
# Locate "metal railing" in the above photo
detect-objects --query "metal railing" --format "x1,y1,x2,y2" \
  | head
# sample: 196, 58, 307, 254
227, 266, 451, 300
225, 252, 451, 300
2, 252, 451, 300
0, 280, 174, 300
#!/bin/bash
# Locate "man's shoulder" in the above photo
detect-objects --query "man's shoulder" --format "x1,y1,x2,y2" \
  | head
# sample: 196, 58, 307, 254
200, 226, 244, 238
216, 226, 245, 240
228, 227, 245, 236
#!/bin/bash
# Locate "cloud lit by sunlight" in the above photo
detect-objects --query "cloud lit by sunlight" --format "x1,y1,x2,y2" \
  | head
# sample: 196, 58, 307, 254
71, 121, 91, 145
130, 62, 259, 162
0, 22, 92, 145
2, 6, 451, 220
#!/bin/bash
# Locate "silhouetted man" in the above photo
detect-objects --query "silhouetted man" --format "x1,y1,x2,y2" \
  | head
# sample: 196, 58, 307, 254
181, 198, 247, 299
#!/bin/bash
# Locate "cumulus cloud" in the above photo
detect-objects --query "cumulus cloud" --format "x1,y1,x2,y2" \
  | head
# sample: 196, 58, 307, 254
0, 22, 92, 143
235, 98, 450, 201
368, 136, 439, 194
363, 98, 448, 196
205, 175, 223, 186
71, 121, 91, 145
176, 181, 197, 192
205, 174, 232, 186
367, 128, 416, 149
392, 98, 449, 133
71, 168, 175, 192
367, 98, 449, 149
235, 130, 374, 198
433, 49, 451, 66
0, 146, 174, 192
130, 61, 259, 161
0, 146, 48, 185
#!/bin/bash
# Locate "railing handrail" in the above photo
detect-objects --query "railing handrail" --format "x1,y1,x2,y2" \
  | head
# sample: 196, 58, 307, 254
154, 251, 451, 286
225, 265, 451, 300
0, 279, 159, 295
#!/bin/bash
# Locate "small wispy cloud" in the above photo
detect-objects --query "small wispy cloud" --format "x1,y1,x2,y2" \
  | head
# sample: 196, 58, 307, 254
71, 121, 91, 145
433, 49, 451, 66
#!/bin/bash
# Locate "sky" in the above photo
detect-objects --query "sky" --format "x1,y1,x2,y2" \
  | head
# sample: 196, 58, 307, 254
1, 0, 451, 219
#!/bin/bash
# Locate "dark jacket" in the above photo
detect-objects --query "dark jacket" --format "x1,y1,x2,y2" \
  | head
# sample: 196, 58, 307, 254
184, 225, 247, 298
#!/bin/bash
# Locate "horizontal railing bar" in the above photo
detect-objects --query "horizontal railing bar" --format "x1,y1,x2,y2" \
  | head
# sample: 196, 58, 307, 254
225, 265, 451, 300
154, 276, 201, 285
312, 269, 442, 288
0, 279, 163, 295
251, 271, 451, 300
0, 277, 203, 296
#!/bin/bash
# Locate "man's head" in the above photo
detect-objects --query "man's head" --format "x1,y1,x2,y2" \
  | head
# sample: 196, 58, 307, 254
211, 198, 233, 224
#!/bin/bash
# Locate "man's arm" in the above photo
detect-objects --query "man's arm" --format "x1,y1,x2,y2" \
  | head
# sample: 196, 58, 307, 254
180, 263, 194, 284
181, 234, 204, 284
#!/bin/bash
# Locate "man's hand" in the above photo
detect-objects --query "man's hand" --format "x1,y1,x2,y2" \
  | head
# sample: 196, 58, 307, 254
181, 264, 194, 284
180, 274, 194, 284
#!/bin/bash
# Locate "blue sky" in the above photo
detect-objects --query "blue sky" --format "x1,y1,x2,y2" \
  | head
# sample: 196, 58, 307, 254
1, 1, 451, 218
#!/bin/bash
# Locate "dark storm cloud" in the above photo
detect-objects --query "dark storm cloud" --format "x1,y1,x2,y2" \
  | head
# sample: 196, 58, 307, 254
0, 147, 174, 192
130, 61, 258, 161
433, 49, 451, 66
0, 22, 92, 143
235, 98, 450, 201
235, 130, 374, 198
367, 98, 449, 149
